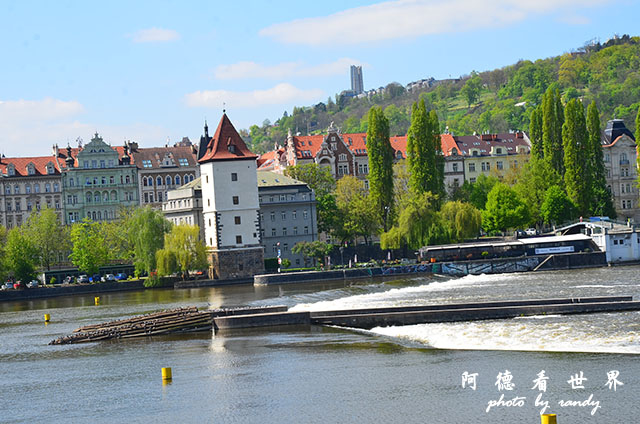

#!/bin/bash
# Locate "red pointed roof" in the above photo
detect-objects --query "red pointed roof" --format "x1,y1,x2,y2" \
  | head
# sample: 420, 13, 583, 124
198, 114, 257, 163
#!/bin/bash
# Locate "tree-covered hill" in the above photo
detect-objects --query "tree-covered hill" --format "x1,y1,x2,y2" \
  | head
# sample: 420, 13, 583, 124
245, 35, 640, 154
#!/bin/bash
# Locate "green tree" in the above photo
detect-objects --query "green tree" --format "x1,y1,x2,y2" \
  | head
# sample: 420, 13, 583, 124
128, 207, 171, 275
542, 86, 564, 175
562, 99, 590, 216
513, 157, 562, 225
469, 174, 500, 210
333, 176, 380, 243
482, 183, 530, 233
157, 224, 208, 280
529, 106, 544, 159
382, 192, 440, 250
586, 101, 616, 217
156, 249, 178, 277
440, 201, 483, 242
284, 163, 335, 197
0, 226, 7, 282
367, 106, 394, 230
407, 100, 444, 202
22, 207, 69, 271
69, 219, 109, 275
460, 72, 483, 108
292, 241, 333, 268
541, 185, 576, 225
5, 227, 39, 283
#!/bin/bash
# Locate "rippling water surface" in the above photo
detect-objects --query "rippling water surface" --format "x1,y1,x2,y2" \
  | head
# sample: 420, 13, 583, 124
2, 267, 640, 423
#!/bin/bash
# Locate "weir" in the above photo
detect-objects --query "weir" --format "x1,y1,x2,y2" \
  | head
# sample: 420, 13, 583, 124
50, 296, 640, 344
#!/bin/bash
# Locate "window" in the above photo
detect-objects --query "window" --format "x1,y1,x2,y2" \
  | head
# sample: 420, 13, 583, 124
293, 227, 298, 235
142, 160, 153, 168
273, 244, 277, 253
292, 210, 297, 219
27, 201, 32, 211
179, 158, 189, 166
166, 176, 172, 186
91, 160, 97, 168
272, 228, 276, 237
14, 185, 19, 194
108, 160, 114, 167
452, 163, 458, 172
331, 142, 337, 150
45, 183, 51, 193
6, 201, 11, 212
283, 228, 287, 236
34, 184, 40, 193
157, 176, 162, 186
270, 212, 275, 222
339, 153, 347, 161
158, 192, 163, 202
280, 194, 286, 201
604, 153, 610, 163
468, 163, 476, 172
470, 177, 476, 183
83, 161, 89, 169
283, 243, 288, 252
144, 192, 149, 203
100, 160, 105, 168
69, 178, 75, 187
338, 164, 348, 176
232, 196, 239, 205
175, 175, 181, 186
25, 184, 31, 194
101, 177, 106, 185
236, 235, 243, 244
234, 216, 241, 225
94, 193, 100, 203
7, 165, 15, 176
496, 161, 503, 170
303, 210, 308, 220
231, 173, 238, 181
281, 211, 286, 220
304, 226, 309, 234
28, 165, 35, 175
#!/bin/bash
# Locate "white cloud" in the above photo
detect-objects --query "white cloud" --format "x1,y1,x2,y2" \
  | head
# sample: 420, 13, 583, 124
0, 98, 168, 157
260, 0, 609, 45
214, 58, 365, 80
184, 83, 324, 109
131, 28, 180, 43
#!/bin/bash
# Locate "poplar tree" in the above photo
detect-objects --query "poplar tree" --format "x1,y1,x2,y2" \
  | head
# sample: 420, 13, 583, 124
407, 100, 444, 201
367, 106, 394, 231
586, 101, 615, 217
542, 87, 564, 176
562, 99, 590, 216
529, 106, 543, 159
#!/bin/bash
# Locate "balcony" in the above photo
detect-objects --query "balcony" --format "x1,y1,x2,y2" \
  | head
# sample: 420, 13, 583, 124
620, 159, 630, 165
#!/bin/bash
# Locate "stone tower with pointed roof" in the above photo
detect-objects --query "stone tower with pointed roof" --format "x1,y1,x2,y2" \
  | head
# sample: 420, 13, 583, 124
198, 114, 264, 279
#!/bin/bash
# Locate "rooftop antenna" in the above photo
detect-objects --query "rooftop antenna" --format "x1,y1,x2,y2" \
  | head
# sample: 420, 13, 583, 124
223, 102, 226, 114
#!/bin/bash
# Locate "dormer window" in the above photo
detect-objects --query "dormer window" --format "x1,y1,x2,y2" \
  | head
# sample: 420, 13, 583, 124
308, 141, 312, 146
496, 148, 502, 154
27, 164, 35, 175
228, 144, 236, 154
7, 164, 15, 176
46, 163, 55, 174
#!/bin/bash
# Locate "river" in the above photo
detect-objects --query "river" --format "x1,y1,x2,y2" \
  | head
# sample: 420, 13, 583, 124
1, 266, 640, 423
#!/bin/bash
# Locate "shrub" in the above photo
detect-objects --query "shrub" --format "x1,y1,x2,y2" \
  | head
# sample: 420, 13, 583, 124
49, 277, 56, 285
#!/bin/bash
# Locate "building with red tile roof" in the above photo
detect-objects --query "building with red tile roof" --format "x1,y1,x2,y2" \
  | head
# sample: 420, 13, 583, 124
0, 153, 63, 228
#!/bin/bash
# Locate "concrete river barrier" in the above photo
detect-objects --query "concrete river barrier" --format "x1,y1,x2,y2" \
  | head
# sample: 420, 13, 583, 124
50, 296, 640, 343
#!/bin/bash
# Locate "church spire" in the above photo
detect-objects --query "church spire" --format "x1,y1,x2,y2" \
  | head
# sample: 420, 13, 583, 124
204, 119, 209, 138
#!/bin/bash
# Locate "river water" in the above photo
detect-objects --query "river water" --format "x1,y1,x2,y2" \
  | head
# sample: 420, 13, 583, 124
2, 267, 640, 423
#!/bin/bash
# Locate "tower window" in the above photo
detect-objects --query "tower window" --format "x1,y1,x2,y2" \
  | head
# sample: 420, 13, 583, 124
231, 173, 238, 181
232, 196, 239, 205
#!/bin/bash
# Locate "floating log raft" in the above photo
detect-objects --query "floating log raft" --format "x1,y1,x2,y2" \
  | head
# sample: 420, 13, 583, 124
49, 307, 213, 345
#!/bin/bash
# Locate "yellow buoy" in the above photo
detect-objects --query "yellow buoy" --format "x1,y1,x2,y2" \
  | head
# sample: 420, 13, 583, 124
44, 314, 50, 323
541, 414, 557, 424
94, 296, 100, 305
162, 367, 172, 381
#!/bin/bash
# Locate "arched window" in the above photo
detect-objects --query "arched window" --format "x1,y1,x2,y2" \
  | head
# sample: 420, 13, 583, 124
92, 211, 97, 220
175, 175, 181, 186
86, 192, 92, 203
143, 177, 148, 187
156, 176, 162, 186
103, 192, 109, 202
125, 175, 131, 184
184, 174, 189, 183
94, 193, 100, 203
166, 176, 172, 186
54, 182, 60, 192
97, 211, 102, 220
111, 191, 117, 201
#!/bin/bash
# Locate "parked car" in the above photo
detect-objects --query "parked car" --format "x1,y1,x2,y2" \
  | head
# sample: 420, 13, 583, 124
63, 276, 74, 284
102, 274, 116, 282
525, 228, 538, 236
2, 282, 13, 290
514, 230, 526, 238
27, 280, 39, 289
90, 274, 101, 283
78, 275, 89, 283
115, 273, 128, 281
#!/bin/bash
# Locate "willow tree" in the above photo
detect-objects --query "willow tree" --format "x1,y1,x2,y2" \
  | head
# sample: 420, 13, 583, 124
128, 207, 171, 275
366, 106, 394, 231
586, 101, 615, 217
562, 99, 590, 216
407, 99, 444, 203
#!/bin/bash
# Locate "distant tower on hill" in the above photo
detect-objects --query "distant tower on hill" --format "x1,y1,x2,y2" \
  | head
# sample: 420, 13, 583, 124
350, 65, 363, 95
198, 113, 264, 280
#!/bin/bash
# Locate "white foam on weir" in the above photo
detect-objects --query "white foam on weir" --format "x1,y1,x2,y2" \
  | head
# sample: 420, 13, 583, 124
289, 273, 512, 312
368, 317, 640, 354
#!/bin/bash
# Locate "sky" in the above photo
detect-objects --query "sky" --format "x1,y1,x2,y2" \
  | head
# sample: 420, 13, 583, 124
1, 0, 639, 157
